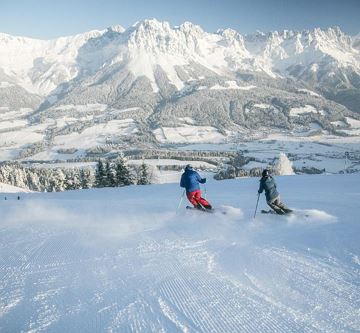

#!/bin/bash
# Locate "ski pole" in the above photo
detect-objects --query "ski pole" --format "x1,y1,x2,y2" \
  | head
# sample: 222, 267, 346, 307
176, 189, 185, 214
253, 193, 260, 219
203, 183, 207, 200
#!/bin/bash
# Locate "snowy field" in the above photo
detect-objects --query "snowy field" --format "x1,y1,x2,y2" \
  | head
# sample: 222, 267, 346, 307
178, 138, 360, 174
53, 119, 138, 149
0, 174, 359, 332
153, 125, 229, 144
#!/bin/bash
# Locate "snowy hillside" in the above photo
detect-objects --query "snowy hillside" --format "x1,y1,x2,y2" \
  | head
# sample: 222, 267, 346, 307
0, 174, 359, 332
0, 182, 31, 193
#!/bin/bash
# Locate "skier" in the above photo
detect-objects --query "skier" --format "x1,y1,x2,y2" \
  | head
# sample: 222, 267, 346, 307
180, 164, 212, 210
258, 169, 292, 214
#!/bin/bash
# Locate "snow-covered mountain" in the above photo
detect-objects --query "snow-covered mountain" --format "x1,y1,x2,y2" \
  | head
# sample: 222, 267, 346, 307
0, 19, 360, 160
0, 29, 106, 95
1, 21, 359, 96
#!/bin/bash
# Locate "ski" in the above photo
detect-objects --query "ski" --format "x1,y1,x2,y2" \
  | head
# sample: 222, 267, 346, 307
261, 209, 309, 218
186, 206, 215, 213
261, 209, 288, 215
261, 209, 277, 214
261, 209, 293, 215
185, 206, 228, 215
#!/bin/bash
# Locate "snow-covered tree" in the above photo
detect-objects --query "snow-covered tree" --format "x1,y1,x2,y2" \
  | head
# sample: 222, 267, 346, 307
95, 160, 106, 187
275, 153, 295, 175
52, 168, 66, 191
80, 169, 93, 189
115, 157, 133, 186
106, 161, 116, 187
137, 162, 150, 185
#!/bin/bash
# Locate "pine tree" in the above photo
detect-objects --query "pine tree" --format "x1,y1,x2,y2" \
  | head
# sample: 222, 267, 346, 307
95, 159, 106, 187
27, 171, 41, 191
138, 162, 150, 185
115, 157, 133, 186
72, 169, 81, 189
105, 161, 116, 187
53, 168, 66, 191
80, 168, 92, 189
64, 170, 79, 190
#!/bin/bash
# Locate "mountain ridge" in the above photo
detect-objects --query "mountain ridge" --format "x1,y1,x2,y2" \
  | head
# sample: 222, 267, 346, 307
1, 19, 359, 96
0, 19, 360, 160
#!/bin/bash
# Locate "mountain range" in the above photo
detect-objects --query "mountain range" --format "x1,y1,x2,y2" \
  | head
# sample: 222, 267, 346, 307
0, 19, 360, 160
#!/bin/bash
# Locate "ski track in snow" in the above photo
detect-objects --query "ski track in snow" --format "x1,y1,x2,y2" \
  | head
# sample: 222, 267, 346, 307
0, 175, 359, 332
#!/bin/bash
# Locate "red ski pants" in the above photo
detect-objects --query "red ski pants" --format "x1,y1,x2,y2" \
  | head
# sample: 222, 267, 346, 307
186, 190, 210, 208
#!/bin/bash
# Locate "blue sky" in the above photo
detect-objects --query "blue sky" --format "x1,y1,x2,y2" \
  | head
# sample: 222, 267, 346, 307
1, 0, 359, 39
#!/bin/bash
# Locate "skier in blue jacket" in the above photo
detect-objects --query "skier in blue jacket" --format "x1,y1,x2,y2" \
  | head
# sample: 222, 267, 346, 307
258, 169, 292, 214
180, 165, 212, 210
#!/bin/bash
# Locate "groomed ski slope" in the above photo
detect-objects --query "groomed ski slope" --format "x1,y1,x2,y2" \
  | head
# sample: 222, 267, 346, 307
0, 174, 359, 333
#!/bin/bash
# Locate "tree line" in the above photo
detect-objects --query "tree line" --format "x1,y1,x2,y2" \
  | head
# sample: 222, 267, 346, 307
0, 157, 150, 192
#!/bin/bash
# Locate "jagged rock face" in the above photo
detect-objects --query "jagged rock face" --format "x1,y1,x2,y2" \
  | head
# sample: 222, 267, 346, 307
0, 19, 359, 156
1, 20, 358, 97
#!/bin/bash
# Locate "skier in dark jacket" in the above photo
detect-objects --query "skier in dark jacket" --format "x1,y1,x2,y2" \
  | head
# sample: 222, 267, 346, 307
258, 169, 292, 214
180, 165, 212, 210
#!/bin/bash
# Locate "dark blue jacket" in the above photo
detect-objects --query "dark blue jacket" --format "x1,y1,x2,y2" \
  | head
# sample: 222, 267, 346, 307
258, 176, 279, 202
180, 169, 205, 193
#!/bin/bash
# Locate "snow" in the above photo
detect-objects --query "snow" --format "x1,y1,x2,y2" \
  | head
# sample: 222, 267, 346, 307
29, 162, 96, 169
325, 117, 360, 136
311, 63, 319, 72
0, 124, 46, 148
289, 104, 318, 117
24, 149, 86, 162
0, 119, 28, 130
0, 107, 33, 121
178, 137, 360, 174
0, 81, 15, 88
210, 81, 256, 90
275, 152, 295, 175
178, 117, 196, 124
128, 159, 216, 184
331, 120, 347, 128
318, 109, 329, 116
53, 119, 138, 149
0, 174, 359, 332
309, 122, 322, 131
153, 125, 228, 143
346, 117, 360, 128
253, 103, 271, 109
53, 103, 107, 112
0, 182, 31, 193
54, 116, 89, 129
297, 88, 321, 97
196, 85, 207, 90
1, 22, 359, 97
129, 159, 215, 169
0, 30, 104, 95
109, 107, 140, 115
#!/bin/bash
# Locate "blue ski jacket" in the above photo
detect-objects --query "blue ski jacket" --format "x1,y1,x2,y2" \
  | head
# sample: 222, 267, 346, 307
180, 169, 206, 193
258, 176, 279, 202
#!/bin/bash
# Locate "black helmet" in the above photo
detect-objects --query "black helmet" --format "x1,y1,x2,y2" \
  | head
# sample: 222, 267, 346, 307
262, 169, 269, 177
185, 164, 193, 171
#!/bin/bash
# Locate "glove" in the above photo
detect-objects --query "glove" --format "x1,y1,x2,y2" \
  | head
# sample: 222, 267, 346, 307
201, 178, 207, 183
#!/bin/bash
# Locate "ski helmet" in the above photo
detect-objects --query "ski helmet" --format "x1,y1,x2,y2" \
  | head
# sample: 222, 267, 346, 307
185, 164, 193, 171
262, 169, 269, 177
